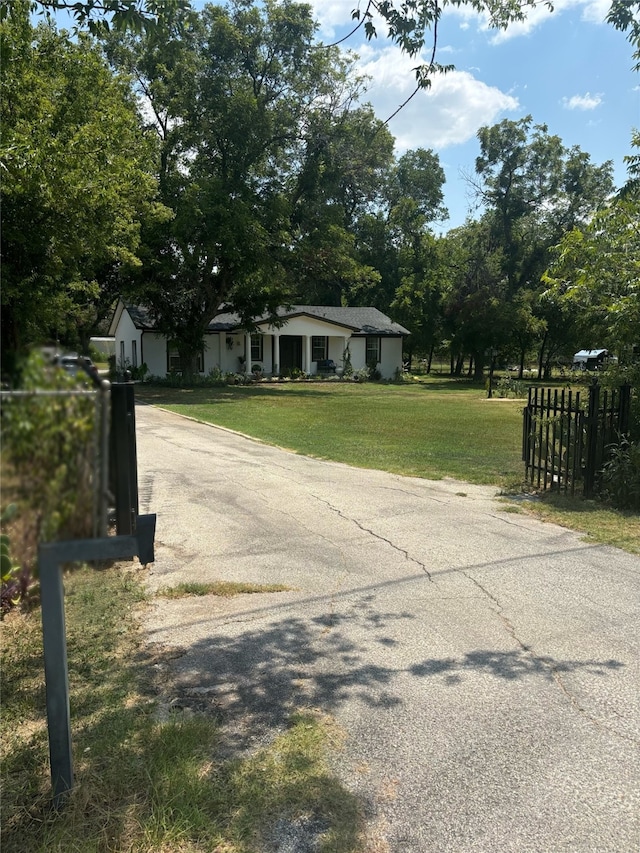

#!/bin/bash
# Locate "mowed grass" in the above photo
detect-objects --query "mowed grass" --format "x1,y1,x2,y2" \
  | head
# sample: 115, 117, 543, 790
137, 379, 525, 487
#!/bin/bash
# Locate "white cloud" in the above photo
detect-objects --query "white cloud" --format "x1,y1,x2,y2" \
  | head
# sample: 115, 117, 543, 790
561, 92, 604, 110
446, 0, 611, 44
580, 0, 612, 25
356, 46, 519, 151
308, 0, 613, 46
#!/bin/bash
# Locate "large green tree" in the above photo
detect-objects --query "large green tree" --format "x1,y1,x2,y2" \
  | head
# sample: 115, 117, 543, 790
108, 0, 396, 373
12, 0, 191, 34
471, 116, 614, 377
542, 133, 640, 362
353, 147, 447, 313
286, 104, 396, 306
0, 4, 162, 366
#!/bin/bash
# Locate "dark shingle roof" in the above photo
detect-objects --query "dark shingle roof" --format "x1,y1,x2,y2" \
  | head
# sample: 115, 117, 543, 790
123, 303, 409, 336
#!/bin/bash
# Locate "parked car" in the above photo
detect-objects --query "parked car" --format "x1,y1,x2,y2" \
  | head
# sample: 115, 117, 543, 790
53, 353, 101, 384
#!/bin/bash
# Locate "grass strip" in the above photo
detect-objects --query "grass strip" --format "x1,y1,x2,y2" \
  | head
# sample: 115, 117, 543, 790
156, 580, 292, 598
516, 493, 640, 554
0, 565, 363, 853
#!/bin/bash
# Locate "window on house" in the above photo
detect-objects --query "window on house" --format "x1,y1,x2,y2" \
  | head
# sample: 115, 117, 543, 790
312, 336, 328, 362
167, 344, 204, 373
366, 336, 381, 365
251, 334, 263, 362
131, 340, 137, 368
120, 340, 125, 366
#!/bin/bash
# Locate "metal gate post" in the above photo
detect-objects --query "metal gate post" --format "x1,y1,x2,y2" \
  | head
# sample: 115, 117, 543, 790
110, 383, 139, 535
584, 380, 600, 497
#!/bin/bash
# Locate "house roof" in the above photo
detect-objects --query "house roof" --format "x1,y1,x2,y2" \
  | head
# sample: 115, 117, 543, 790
112, 301, 410, 337
573, 349, 608, 360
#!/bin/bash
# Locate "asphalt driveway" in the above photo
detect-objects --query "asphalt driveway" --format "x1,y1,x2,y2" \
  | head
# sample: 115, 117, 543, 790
135, 403, 640, 853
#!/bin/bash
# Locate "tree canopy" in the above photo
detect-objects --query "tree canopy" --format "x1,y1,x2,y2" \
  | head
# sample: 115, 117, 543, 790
106, 0, 405, 373
542, 132, 640, 362
0, 3, 164, 367
13, 0, 191, 34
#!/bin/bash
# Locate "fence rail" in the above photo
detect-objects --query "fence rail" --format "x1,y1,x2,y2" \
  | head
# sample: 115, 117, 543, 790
523, 381, 631, 497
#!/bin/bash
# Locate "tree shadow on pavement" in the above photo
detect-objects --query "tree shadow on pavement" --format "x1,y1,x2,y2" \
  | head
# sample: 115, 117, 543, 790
146, 599, 625, 756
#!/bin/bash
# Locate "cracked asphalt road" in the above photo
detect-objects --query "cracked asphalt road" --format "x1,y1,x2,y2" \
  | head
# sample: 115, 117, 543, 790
136, 403, 640, 852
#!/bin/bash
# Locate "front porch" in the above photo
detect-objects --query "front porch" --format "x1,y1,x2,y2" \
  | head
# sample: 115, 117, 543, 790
229, 331, 350, 377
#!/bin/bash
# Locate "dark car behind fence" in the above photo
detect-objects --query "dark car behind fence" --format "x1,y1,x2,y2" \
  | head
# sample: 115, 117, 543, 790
523, 381, 632, 497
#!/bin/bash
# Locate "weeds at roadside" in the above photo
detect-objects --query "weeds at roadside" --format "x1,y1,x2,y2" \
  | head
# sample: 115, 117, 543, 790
506, 492, 640, 553
0, 565, 364, 853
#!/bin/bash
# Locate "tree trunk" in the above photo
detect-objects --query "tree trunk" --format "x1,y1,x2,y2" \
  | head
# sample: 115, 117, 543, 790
537, 329, 548, 381
473, 354, 485, 383
177, 344, 201, 381
426, 344, 434, 374
518, 349, 525, 380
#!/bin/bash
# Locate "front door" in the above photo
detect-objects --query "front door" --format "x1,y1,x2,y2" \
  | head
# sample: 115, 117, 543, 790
279, 336, 303, 373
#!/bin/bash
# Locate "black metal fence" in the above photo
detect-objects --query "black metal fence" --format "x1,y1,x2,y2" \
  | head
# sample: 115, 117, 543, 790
523, 381, 632, 497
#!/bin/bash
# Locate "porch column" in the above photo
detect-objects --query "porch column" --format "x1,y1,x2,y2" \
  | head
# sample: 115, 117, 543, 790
245, 332, 252, 372
304, 335, 312, 375
273, 333, 280, 376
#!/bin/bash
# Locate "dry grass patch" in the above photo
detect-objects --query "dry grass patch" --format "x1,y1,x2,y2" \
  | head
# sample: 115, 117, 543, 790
1, 565, 364, 853
156, 581, 291, 599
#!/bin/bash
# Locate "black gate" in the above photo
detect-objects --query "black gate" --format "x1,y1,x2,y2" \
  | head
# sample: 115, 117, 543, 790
523, 381, 631, 496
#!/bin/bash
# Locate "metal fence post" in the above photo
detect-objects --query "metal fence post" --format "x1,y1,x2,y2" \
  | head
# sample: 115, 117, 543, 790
39, 549, 73, 809
39, 520, 156, 808
99, 380, 111, 537
110, 383, 139, 535
584, 379, 600, 498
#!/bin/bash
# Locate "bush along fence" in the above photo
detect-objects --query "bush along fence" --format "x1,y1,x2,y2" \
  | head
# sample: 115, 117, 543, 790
1, 355, 155, 805
1, 357, 145, 614
522, 380, 632, 498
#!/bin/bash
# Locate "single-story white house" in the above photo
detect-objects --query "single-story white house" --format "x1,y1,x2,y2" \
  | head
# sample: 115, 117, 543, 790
572, 349, 611, 370
108, 301, 410, 379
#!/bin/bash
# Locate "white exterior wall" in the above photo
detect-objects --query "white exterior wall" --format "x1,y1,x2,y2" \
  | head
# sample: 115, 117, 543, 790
143, 331, 226, 376
203, 332, 222, 373
219, 333, 246, 373
141, 333, 168, 377
262, 316, 350, 337
260, 316, 354, 375
113, 306, 405, 378
379, 337, 403, 379
346, 336, 403, 379
348, 337, 366, 373
114, 310, 142, 370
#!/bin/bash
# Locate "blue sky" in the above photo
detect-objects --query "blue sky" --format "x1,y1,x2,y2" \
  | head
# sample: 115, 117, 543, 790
44, 0, 639, 231
307, 0, 639, 232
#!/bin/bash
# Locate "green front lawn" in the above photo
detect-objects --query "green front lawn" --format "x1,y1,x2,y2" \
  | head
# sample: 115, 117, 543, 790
136, 378, 525, 487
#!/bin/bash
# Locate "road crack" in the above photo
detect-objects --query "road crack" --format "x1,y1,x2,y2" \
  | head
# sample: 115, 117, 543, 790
313, 495, 434, 582
461, 571, 640, 746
